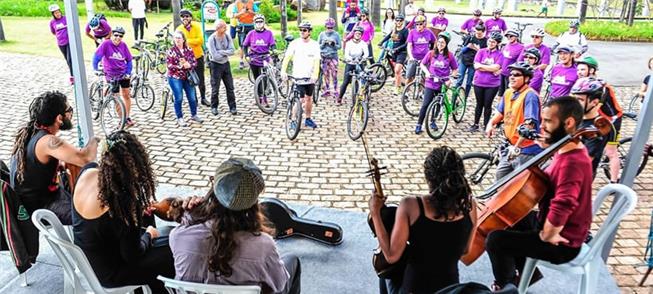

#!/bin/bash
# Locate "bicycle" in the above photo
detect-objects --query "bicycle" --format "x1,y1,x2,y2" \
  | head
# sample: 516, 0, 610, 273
88, 72, 127, 134
129, 57, 156, 112
599, 137, 651, 181
452, 30, 468, 61
284, 76, 311, 140
133, 22, 173, 76
462, 139, 507, 196
628, 94, 645, 113
347, 65, 379, 141
160, 76, 174, 120
251, 51, 288, 114
514, 22, 534, 43
375, 41, 406, 80
424, 76, 467, 140
401, 68, 426, 117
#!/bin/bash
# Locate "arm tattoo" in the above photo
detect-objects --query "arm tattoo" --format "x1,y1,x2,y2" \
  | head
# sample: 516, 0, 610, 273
47, 136, 64, 150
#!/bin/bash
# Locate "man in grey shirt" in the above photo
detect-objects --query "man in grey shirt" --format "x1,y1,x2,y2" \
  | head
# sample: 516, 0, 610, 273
208, 20, 238, 115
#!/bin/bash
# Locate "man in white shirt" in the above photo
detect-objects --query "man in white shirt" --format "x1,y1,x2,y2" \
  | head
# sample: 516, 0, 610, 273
128, 0, 147, 40
281, 21, 321, 129
405, 0, 418, 18
552, 19, 588, 58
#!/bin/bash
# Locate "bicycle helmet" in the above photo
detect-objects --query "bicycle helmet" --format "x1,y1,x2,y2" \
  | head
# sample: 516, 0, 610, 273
474, 23, 486, 31
395, 14, 405, 21
505, 29, 520, 38
555, 44, 575, 53
438, 31, 451, 43
523, 48, 541, 64
493, 8, 503, 14
112, 26, 126, 35
571, 77, 604, 97
48, 4, 60, 12
284, 34, 295, 43
360, 8, 369, 15
437, 7, 446, 13
298, 21, 313, 30
414, 15, 427, 24
508, 62, 534, 78
353, 26, 365, 33
179, 9, 192, 17
254, 14, 265, 23
473, 9, 482, 16
418, 7, 425, 13
569, 19, 581, 28
577, 56, 599, 70
490, 32, 503, 42
324, 17, 336, 28
89, 17, 100, 29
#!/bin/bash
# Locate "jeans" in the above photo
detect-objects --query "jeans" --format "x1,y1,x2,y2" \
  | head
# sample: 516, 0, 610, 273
455, 61, 475, 96
132, 18, 146, 40
416, 87, 441, 127
168, 77, 197, 119
473, 85, 500, 127
194, 57, 206, 101
209, 61, 236, 110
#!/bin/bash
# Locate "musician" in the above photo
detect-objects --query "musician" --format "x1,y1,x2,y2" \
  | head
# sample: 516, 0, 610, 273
571, 77, 609, 177
485, 96, 593, 291
11, 91, 99, 225
369, 146, 477, 293
485, 62, 543, 181
168, 158, 301, 294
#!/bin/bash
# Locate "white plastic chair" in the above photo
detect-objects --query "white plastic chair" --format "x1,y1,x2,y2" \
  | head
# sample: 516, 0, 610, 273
31, 209, 151, 294
157, 276, 262, 294
518, 184, 638, 294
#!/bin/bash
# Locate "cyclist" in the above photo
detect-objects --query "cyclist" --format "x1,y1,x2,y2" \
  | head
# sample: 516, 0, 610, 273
48, 4, 74, 85
406, 7, 427, 30
570, 77, 610, 177
576, 56, 623, 183
318, 18, 342, 101
518, 28, 551, 71
341, 0, 361, 35
176, 9, 208, 107
469, 32, 503, 132
406, 15, 436, 86
498, 29, 525, 97
549, 45, 578, 99
281, 21, 321, 129
92, 27, 135, 127
552, 20, 588, 58
486, 62, 542, 181
638, 56, 653, 98
523, 48, 544, 94
233, 0, 260, 69
456, 24, 487, 99
484, 8, 507, 34
243, 14, 276, 106
338, 26, 369, 105
345, 8, 375, 63
430, 7, 449, 33
85, 13, 112, 48
378, 14, 409, 95
460, 9, 483, 34
415, 32, 458, 135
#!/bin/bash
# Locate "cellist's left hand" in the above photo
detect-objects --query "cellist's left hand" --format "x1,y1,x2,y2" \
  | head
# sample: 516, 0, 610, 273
368, 190, 386, 215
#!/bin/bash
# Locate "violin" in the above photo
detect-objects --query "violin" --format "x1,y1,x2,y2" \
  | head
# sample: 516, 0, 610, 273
460, 116, 611, 265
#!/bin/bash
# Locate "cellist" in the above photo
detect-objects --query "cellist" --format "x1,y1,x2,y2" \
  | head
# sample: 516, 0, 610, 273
485, 96, 594, 291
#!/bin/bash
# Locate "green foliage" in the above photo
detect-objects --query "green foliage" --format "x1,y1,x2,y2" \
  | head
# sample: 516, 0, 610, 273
0, 0, 130, 17
258, 0, 297, 23
545, 20, 653, 41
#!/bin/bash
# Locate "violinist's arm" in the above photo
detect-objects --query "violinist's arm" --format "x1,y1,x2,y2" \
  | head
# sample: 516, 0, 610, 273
463, 199, 478, 254
370, 197, 410, 264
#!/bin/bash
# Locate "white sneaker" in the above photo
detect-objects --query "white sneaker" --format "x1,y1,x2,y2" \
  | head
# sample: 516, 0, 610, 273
190, 115, 204, 124
177, 118, 187, 127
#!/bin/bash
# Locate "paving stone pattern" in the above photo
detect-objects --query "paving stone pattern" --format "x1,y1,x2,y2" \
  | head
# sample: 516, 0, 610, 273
0, 52, 651, 293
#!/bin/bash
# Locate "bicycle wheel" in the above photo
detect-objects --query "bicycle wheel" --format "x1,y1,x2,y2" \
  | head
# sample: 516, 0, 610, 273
155, 51, 167, 75
88, 83, 102, 120
160, 88, 170, 120
461, 152, 494, 196
347, 99, 369, 141
601, 137, 647, 180
425, 97, 448, 140
278, 77, 290, 99
254, 74, 279, 114
136, 84, 156, 111
248, 68, 255, 84
628, 95, 642, 114
100, 95, 127, 135
401, 81, 424, 117
368, 63, 387, 93
140, 54, 151, 79
313, 69, 323, 105
285, 96, 303, 140
452, 87, 467, 123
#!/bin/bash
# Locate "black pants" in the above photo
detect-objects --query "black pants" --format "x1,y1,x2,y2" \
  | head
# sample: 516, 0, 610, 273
339, 64, 359, 102
473, 85, 500, 126
417, 87, 441, 127
486, 213, 581, 288
209, 61, 236, 110
367, 42, 375, 63
58, 44, 73, 76
194, 56, 206, 101
251, 64, 267, 98
103, 245, 175, 293
497, 74, 509, 97
281, 254, 302, 294
132, 18, 146, 40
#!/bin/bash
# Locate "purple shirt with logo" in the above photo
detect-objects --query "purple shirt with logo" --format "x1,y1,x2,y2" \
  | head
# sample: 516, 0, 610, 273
242, 29, 276, 66
473, 48, 504, 88
484, 18, 507, 33
422, 51, 457, 90
407, 29, 436, 60
431, 17, 448, 30
49, 17, 69, 46
530, 68, 544, 93
500, 42, 525, 76
85, 19, 112, 38
460, 17, 482, 32
550, 63, 579, 99
518, 44, 551, 66
96, 40, 133, 80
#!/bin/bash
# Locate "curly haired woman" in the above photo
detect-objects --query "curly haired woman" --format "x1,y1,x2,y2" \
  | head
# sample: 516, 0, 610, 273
369, 146, 477, 293
72, 131, 174, 292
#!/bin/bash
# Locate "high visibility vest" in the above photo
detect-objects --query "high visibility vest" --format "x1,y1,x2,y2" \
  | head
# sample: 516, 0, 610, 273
236, 0, 255, 25
503, 87, 539, 148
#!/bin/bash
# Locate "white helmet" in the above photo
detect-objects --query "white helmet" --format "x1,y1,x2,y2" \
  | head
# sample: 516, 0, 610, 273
48, 4, 61, 12
530, 28, 545, 37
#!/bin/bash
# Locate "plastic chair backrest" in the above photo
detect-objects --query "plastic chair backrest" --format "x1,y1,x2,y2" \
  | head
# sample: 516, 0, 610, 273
157, 276, 262, 294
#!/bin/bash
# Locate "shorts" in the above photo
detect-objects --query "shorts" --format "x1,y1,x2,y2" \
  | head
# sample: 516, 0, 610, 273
406, 59, 420, 79
607, 118, 622, 145
296, 84, 315, 97
390, 52, 407, 65
108, 78, 131, 93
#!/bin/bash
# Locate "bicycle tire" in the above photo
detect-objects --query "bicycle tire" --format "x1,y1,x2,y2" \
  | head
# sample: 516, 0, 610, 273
313, 68, 323, 105
628, 95, 642, 114
100, 95, 126, 135
347, 99, 369, 141
89, 83, 102, 121
278, 77, 290, 99
248, 68, 255, 84
461, 152, 494, 196
254, 74, 279, 114
601, 137, 647, 180
368, 63, 387, 93
136, 84, 156, 112
401, 81, 424, 117
160, 88, 170, 120
155, 51, 167, 75
425, 97, 448, 140
285, 96, 302, 140
452, 87, 467, 123
139, 54, 151, 79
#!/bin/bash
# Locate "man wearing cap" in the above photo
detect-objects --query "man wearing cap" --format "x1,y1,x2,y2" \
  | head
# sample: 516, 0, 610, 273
169, 158, 301, 294
549, 45, 578, 99
552, 20, 588, 58
498, 29, 525, 97
177, 9, 209, 107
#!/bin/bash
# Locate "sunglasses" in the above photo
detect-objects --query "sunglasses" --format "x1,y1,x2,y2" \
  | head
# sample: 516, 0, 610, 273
525, 56, 537, 60
299, 29, 310, 32
255, 21, 264, 23
113, 34, 124, 38
181, 15, 192, 19
395, 19, 404, 21
510, 73, 523, 77
416, 22, 425, 26
531, 36, 542, 39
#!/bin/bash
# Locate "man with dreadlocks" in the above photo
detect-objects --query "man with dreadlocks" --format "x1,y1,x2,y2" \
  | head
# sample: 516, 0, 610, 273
11, 91, 99, 225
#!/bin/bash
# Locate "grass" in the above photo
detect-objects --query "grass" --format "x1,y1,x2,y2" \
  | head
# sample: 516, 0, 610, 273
0, 0, 133, 17
544, 20, 653, 41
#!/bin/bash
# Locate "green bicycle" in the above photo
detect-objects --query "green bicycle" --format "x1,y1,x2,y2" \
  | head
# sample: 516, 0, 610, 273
424, 78, 467, 140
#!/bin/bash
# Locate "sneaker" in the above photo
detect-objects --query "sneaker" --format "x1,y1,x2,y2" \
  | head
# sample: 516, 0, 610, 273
429, 121, 438, 131
259, 96, 269, 106
467, 124, 479, 132
322, 89, 330, 97
201, 98, 210, 107
230, 108, 238, 115
415, 125, 423, 134
125, 117, 135, 128
305, 118, 318, 129
190, 115, 204, 124
290, 121, 297, 130
394, 86, 401, 95
239, 60, 245, 69
177, 118, 187, 127
211, 107, 219, 116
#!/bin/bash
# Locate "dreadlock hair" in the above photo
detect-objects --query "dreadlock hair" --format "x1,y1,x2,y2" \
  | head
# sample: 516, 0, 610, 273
12, 91, 68, 183
423, 146, 472, 221
98, 130, 156, 228
186, 190, 272, 277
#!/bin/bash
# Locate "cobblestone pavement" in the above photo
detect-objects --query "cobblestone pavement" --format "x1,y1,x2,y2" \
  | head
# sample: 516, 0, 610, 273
0, 52, 651, 293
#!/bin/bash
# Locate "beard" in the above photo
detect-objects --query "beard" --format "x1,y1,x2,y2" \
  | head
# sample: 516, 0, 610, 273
545, 124, 567, 145
61, 117, 73, 131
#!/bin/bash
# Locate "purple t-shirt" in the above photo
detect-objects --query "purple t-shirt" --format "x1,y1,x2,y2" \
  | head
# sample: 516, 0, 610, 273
530, 68, 544, 93
518, 44, 551, 66
85, 19, 112, 38
242, 29, 276, 66
421, 51, 457, 90
484, 18, 507, 33
407, 29, 436, 60
49, 17, 69, 46
460, 18, 482, 32
96, 40, 133, 80
431, 17, 449, 30
550, 63, 579, 99
473, 48, 504, 88
500, 42, 525, 76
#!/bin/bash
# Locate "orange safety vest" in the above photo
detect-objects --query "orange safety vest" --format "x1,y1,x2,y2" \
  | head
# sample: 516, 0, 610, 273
502, 87, 539, 148
236, 0, 255, 25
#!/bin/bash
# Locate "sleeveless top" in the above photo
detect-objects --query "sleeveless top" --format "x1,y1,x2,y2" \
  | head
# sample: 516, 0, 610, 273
14, 130, 59, 211
402, 197, 473, 293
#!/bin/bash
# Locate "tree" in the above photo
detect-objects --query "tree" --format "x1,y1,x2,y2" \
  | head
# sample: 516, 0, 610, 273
281, 0, 288, 37
372, 0, 381, 27
329, 0, 338, 30
172, 0, 181, 29
297, 0, 303, 25
400, 0, 407, 14
626, 0, 637, 25
579, 0, 588, 22
0, 17, 5, 42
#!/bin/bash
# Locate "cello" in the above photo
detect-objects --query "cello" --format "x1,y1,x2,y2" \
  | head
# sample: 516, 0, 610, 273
460, 116, 611, 265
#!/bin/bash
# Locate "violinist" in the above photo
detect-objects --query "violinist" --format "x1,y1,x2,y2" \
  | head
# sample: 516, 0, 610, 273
485, 96, 593, 291
485, 62, 543, 182
369, 146, 476, 293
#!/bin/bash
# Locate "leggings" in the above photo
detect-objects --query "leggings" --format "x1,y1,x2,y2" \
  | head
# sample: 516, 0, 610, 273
58, 44, 73, 76
416, 87, 442, 127
132, 18, 146, 40
473, 85, 500, 127
339, 64, 360, 102
321, 58, 339, 95
497, 74, 509, 97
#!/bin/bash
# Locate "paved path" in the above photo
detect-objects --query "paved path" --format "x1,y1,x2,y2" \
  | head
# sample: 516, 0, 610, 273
0, 51, 651, 293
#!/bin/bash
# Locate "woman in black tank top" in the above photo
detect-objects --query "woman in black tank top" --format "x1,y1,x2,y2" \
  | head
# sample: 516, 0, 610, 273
369, 146, 478, 293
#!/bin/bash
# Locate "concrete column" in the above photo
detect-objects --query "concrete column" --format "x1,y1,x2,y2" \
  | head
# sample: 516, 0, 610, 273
576, 0, 582, 17
557, 0, 565, 15
644, 0, 650, 16
508, 0, 518, 11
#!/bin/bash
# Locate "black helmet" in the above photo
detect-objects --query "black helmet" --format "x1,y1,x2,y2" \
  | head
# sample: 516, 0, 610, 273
353, 26, 365, 33
284, 34, 295, 43
523, 48, 541, 64
179, 9, 192, 17
508, 62, 534, 78
474, 24, 486, 32
490, 32, 503, 42
112, 26, 126, 35
396, 14, 405, 21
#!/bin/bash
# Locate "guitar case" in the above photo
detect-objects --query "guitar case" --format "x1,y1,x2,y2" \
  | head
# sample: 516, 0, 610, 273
260, 198, 343, 245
